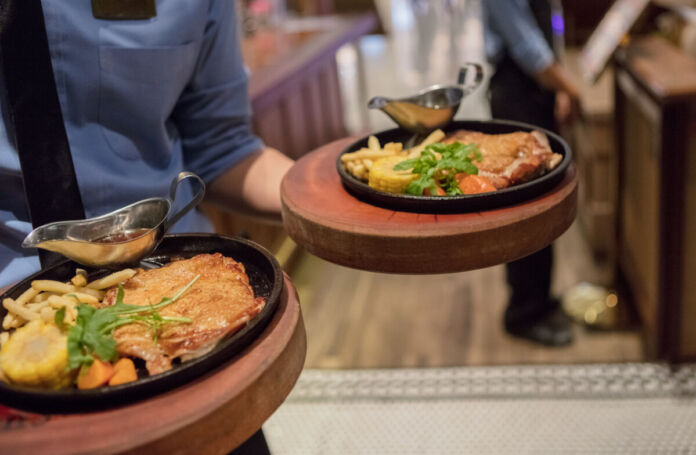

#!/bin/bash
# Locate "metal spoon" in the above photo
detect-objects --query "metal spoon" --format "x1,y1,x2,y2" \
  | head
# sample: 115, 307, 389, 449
367, 62, 484, 146
21, 172, 205, 268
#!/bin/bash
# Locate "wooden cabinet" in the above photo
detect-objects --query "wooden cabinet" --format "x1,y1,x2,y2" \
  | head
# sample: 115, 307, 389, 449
614, 36, 696, 360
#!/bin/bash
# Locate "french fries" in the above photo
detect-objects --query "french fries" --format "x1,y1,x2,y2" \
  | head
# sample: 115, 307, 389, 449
15, 287, 39, 306
86, 268, 135, 290
31, 280, 76, 295
64, 292, 100, 306
71, 272, 87, 287
341, 136, 405, 182
3, 298, 40, 322
1, 267, 136, 333
2, 312, 24, 330
342, 131, 444, 182
407, 129, 446, 158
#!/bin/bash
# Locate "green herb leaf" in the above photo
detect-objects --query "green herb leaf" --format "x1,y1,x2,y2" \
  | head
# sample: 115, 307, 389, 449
393, 158, 419, 171
395, 141, 481, 196
54, 306, 67, 330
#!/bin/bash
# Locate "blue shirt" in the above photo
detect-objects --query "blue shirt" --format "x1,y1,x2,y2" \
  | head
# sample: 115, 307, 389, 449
483, 0, 555, 75
0, 0, 264, 287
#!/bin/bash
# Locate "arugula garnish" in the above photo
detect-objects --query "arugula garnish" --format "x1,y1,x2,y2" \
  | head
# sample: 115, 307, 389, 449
394, 142, 482, 196
66, 275, 198, 370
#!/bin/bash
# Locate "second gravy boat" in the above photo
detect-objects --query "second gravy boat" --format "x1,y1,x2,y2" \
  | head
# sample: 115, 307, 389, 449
367, 62, 484, 135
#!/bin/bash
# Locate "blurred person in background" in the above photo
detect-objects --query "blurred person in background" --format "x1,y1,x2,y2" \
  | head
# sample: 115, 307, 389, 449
484, 0, 581, 346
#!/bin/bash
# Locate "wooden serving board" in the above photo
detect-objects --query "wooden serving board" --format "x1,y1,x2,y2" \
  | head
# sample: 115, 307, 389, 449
281, 138, 578, 274
0, 274, 306, 455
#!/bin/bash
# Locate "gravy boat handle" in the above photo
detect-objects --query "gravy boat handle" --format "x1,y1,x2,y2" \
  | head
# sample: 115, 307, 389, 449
164, 172, 206, 232
457, 62, 484, 94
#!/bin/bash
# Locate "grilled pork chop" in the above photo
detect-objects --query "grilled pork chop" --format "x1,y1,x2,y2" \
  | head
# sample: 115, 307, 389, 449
102, 253, 265, 375
444, 130, 561, 189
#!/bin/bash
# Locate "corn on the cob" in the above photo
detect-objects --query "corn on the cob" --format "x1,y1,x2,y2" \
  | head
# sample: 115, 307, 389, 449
0, 320, 72, 389
368, 156, 418, 194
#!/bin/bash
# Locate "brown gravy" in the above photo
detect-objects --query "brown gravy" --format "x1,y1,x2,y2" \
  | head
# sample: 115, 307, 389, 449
94, 228, 151, 244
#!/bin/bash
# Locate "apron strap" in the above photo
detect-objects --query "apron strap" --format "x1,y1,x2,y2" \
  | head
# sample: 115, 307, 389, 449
0, 0, 86, 268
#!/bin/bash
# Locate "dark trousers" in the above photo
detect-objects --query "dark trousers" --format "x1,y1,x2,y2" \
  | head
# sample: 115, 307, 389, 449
490, 56, 559, 329
504, 245, 556, 328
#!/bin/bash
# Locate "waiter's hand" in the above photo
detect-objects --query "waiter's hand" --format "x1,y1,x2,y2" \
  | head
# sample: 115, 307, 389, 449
535, 62, 583, 126
206, 147, 294, 223
555, 90, 582, 127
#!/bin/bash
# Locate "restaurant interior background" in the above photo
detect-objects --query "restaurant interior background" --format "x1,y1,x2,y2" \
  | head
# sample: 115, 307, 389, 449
219, 0, 696, 451
221, 0, 696, 367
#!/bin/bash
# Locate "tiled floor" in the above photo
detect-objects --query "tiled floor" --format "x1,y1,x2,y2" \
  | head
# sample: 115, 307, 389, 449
266, 363, 696, 454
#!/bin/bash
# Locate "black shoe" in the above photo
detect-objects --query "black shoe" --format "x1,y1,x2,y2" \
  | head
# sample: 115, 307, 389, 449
505, 307, 574, 347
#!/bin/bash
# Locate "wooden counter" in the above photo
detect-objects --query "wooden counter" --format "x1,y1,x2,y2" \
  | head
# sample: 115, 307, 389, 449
245, 13, 377, 160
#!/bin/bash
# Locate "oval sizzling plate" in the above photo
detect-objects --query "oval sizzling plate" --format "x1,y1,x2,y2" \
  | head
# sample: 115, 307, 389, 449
0, 234, 283, 414
336, 119, 572, 213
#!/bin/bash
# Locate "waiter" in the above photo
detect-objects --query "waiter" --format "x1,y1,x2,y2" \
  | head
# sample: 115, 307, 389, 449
0, 1, 292, 289
484, 0, 581, 346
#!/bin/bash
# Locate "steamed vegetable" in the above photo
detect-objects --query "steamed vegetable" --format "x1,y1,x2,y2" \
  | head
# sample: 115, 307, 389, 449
368, 155, 418, 194
458, 174, 496, 194
0, 320, 72, 388
108, 358, 138, 386
77, 357, 114, 389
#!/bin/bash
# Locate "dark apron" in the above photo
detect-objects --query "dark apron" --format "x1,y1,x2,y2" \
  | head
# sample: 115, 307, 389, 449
489, 0, 557, 133
490, 0, 559, 326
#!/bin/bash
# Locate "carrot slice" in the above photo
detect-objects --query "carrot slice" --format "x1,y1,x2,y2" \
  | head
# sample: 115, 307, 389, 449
108, 358, 138, 386
77, 358, 114, 389
423, 185, 446, 196
458, 174, 496, 195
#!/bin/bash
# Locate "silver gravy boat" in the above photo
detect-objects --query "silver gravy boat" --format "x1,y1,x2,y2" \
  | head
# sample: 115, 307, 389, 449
367, 62, 484, 135
22, 172, 205, 268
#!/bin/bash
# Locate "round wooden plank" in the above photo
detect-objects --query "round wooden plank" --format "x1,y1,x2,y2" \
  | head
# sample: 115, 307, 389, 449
282, 138, 578, 274
0, 274, 306, 455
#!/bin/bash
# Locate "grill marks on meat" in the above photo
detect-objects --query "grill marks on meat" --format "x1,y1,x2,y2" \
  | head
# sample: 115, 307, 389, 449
102, 253, 265, 375
444, 130, 561, 189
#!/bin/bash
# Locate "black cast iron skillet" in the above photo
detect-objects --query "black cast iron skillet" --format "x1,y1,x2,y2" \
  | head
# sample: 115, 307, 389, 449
336, 119, 572, 213
0, 234, 283, 414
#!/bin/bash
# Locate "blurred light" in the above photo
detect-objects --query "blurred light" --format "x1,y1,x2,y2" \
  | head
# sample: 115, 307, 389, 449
249, 0, 271, 14
584, 308, 598, 324
336, 45, 357, 76
606, 294, 618, 308
552, 14, 564, 35
392, 0, 414, 31
360, 35, 387, 58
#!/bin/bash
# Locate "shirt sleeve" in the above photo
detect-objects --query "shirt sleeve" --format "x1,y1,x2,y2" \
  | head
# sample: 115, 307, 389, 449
172, 0, 264, 185
485, 0, 554, 75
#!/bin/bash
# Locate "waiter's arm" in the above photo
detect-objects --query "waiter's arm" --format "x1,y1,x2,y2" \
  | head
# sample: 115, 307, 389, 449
172, 0, 293, 221
487, 0, 580, 123
536, 63, 581, 124
206, 147, 293, 220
